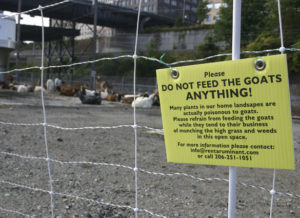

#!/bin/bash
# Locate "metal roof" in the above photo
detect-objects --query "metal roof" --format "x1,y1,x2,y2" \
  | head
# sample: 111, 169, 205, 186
0, 0, 175, 29
20, 24, 80, 41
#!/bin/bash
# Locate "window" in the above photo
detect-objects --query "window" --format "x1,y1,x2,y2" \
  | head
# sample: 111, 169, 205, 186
207, 4, 213, 9
215, 14, 220, 21
178, 1, 183, 8
171, 0, 177, 6
144, 6, 148, 11
192, 6, 196, 12
206, 15, 212, 22
186, 4, 190, 10
215, 3, 222, 9
164, 0, 170, 4
192, 0, 197, 3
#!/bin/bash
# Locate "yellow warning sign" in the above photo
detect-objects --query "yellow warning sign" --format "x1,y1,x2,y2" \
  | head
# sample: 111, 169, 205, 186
156, 54, 294, 169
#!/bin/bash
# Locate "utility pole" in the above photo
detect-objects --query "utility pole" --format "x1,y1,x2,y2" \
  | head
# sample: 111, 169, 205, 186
228, 1, 241, 218
16, 0, 22, 82
182, 0, 186, 25
92, 0, 98, 89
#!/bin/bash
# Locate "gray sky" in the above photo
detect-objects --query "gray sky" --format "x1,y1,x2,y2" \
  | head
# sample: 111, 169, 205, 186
3, 11, 49, 26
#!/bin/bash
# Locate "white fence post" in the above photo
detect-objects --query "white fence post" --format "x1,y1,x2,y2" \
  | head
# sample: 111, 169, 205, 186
228, 1, 242, 218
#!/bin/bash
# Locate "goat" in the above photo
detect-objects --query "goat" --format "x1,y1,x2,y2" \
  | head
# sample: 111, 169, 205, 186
132, 93, 156, 108
46, 79, 55, 92
121, 94, 145, 104
105, 92, 119, 101
60, 87, 77, 96
34, 86, 46, 92
77, 91, 101, 105
80, 86, 98, 97
152, 89, 160, 106
0, 75, 14, 89
97, 76, 113, 93
17, 85, 29, 93
54, 78, 62, 91
101, 91, 108, 99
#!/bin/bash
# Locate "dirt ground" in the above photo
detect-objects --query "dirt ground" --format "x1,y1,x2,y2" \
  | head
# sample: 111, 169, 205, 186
0, 90, 299, 218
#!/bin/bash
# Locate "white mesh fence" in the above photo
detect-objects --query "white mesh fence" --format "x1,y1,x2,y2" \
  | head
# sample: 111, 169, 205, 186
0, 0, 299, 217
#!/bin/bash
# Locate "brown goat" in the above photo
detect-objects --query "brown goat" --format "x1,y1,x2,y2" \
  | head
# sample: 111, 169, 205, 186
97, 77, 113, 93
105, 92, 119, 101
60, 87, 77, 96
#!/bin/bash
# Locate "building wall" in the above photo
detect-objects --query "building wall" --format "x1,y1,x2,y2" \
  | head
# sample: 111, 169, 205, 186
97, 28, 211, 53
156, 0, 199, 24
111, 0, 199, 24
109, 0, 225, 25
202, 0, 225, 25
75, 24, 113, 40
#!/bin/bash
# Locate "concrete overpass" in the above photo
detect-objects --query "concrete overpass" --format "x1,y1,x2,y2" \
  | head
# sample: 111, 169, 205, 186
0, 0, 175, 30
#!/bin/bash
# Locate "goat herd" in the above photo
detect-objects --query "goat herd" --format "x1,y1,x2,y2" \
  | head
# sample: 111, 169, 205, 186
0, 75, 160, 108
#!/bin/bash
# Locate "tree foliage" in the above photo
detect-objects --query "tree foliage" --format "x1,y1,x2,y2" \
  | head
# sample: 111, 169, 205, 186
214, 0, 269, 47
196, 0, 210, 23
195, 34, 219, 59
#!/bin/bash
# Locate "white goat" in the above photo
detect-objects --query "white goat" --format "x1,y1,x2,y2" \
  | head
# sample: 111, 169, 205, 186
46, 79, 55, 92
85, 89, 97, 97
34, 86, 45, 92
131, 93, 155, 108
101, 91, 108, 99
54, 78, 62, 90
17, 85, 29, 93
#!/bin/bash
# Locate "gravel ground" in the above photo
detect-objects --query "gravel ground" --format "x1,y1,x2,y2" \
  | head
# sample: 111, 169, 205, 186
0, 90, 299, 218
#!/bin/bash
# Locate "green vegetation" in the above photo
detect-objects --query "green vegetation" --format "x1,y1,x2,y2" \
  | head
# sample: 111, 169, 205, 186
196, 0, 210, 23
141, 24, 212, 33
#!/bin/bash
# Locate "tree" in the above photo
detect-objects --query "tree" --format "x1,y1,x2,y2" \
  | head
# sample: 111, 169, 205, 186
264, 0, 300, 46
214, 0, 269, 47
196, 0, 210, 24
174, 16, 184, 27
195, 34, 219, 59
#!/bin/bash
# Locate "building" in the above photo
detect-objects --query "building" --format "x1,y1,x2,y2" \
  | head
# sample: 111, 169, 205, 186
75, 25, 113, 40
112, 0, 199, 24
110, 0, 225, 25
74, 0, 226, 40
202, 0, 225, 25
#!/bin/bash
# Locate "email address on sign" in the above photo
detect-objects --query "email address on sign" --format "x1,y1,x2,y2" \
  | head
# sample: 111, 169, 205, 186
190, 148, 259, 155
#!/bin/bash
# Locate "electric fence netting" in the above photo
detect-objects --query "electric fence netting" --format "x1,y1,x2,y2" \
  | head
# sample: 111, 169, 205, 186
0, 0, 300, 217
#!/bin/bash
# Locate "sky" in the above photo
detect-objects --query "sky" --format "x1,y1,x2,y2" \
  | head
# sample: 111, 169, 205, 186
3, 11, 49, 27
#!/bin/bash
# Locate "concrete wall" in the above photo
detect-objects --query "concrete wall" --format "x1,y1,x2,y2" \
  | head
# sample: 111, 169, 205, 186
97, 29, 211, 53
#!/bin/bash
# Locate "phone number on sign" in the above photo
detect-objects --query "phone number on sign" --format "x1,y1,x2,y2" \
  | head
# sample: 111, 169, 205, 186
198, 154, 253, 161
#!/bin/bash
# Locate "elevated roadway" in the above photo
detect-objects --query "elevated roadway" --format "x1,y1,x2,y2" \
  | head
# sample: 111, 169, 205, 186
0, 0, 175, 30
